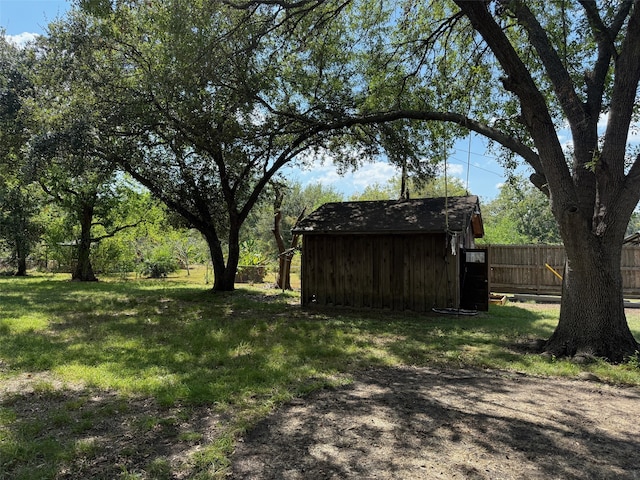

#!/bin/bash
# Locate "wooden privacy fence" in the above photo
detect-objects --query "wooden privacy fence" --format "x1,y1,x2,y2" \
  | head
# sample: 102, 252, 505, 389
488, 244, 640, 297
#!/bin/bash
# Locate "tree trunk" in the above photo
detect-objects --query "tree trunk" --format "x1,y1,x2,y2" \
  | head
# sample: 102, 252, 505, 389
15, 255, 27, 276
272, 189, 291, 290
73, 243, 97, 281
222, 230, 240, 291
204, 225, 239, 292
72, 204, 98, 282
400, 158, 409, 200
14, 235, 28, 276
273, 204, 305, 290
271, 186, 307, 291
545, 238, 639, 362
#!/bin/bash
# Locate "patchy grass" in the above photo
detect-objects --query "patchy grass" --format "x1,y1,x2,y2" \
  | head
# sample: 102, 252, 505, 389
1, 273, 639, 479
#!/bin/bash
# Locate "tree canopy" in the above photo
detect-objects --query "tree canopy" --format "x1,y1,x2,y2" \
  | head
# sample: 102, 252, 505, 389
0, 36, 44, 275
481, 176, 562, 245
55, 0, 442, 291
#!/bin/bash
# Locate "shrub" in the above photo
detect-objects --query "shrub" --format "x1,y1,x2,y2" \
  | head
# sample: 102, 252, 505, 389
138, 247, 178, 278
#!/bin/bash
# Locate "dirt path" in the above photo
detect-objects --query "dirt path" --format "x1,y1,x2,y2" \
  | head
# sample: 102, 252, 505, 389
231, 367, 640, 480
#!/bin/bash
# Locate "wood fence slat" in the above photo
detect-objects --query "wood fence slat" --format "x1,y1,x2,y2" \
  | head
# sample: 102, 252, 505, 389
488, 244, 640, 297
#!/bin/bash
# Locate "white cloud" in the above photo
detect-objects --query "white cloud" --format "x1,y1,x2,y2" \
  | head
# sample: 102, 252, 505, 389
349, 162, 398, 190
300, 163, 343, 186
287, 159, 399, 197
4, 32, 39, 47
440, 162, 464, 178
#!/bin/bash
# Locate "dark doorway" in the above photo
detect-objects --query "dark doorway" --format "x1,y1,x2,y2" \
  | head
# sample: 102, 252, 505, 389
460, 248, 489, 311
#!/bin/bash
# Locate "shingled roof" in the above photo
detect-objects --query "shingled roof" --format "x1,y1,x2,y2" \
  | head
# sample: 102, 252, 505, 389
292, 195, 483, 236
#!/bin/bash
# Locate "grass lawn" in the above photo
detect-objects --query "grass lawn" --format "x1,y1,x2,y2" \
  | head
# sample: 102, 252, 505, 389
1, 270, 639, 479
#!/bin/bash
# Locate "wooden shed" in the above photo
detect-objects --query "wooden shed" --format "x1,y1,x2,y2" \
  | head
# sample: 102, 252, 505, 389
292, 195, 488, 312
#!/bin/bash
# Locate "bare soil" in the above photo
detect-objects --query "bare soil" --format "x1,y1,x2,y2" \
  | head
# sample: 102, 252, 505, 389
3, 367, 640, 479
231, 367, 640, 480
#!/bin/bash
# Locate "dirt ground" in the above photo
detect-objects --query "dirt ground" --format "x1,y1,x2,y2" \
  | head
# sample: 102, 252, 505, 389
231, 367, 640, 480
2, 367, 640, 479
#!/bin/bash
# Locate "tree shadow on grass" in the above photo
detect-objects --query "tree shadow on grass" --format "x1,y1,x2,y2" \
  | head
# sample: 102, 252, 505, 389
0, 284, 560, 408
231, 366, 640, 480
0, 384, 226, 479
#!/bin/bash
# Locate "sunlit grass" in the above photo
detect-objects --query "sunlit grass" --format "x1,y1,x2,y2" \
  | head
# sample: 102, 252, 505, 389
1, 272, 639, 479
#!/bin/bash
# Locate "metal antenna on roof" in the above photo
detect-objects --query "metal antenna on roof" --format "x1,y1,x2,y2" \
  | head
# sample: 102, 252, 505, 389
444, 160, 449, 229
436, 50, 451, 235
443, 133, 450, 233
465, 131, 472, 195
465, 96, 473, 196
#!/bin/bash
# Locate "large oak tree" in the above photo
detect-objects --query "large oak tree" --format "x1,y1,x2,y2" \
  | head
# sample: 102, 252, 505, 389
0, 36, 43, 275
25, 30, 145, 282
435, 0, 640, 362
66, 0, 436, 291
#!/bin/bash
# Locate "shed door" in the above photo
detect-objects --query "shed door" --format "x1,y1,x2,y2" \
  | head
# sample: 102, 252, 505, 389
460, 248, 489, 311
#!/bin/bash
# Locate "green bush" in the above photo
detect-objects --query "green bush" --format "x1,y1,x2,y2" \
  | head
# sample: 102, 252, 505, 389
91, 239, 136, 274
238, 239, 268, 266
138, 247, 178, 278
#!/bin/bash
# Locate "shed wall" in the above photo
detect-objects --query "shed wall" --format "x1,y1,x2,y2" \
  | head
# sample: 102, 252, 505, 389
301, 233, 458, 311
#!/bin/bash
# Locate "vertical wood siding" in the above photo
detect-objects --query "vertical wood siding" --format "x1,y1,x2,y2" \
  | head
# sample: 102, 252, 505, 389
301, 233, 458, 311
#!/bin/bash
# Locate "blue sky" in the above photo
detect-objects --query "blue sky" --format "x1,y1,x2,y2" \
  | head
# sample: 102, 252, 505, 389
286, 136, 513, 201
0, 0, 69, 39
1, 0, 519, 202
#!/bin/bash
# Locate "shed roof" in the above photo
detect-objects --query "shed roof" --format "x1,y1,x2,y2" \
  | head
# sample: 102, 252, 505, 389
293, 195, 483, 236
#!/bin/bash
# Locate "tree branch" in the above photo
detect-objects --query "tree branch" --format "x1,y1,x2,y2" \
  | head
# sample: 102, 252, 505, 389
91, 220, 143, 243
453, 0, 577, 205
224, 0, 322, 6
506, 1, 585, 129
578, 1, 630, 142
327, 109, 544, 176
601, 3, 640, 178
